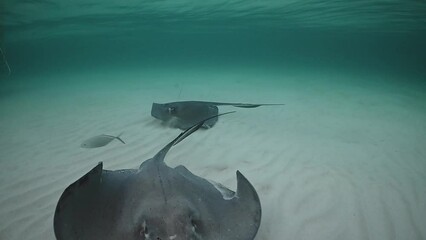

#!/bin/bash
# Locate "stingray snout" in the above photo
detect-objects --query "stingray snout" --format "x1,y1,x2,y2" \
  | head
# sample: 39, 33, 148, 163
151, 103, 177, 121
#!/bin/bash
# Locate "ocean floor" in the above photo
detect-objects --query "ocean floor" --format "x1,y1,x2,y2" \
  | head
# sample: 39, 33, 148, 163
0, 65, 425, 239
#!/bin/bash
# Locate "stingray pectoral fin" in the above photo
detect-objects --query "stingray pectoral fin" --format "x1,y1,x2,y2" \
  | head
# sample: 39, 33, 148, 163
54, 163, 135, 240
55, 162, 103, 216
236, 171, 259, 202
54, 162, 104, 239
226, 171, 262, 239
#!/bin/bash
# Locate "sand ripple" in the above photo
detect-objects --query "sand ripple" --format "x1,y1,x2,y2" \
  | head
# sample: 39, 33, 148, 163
1, 76, 426, 240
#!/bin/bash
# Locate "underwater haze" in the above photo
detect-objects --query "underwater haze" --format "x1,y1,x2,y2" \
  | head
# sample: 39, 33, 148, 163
2, 0, 426, 76
1, 0, 426, 240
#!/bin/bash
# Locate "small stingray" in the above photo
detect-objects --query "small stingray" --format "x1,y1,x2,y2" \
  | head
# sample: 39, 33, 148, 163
54, 112, 261, 240
151, 101, 284, 129
81, 133, 125, 148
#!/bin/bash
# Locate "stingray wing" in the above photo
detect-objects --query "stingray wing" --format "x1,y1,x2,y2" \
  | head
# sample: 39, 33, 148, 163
226, 171, 262, 239
174, 166, 261, 240
151, 102, 220, 130
54, 162, 136, 240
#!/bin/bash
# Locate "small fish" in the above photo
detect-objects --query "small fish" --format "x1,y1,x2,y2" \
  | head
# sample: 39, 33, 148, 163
81, 133, 125, 148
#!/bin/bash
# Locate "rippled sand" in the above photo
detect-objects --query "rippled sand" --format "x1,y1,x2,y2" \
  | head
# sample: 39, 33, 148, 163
1, 67, 425, 240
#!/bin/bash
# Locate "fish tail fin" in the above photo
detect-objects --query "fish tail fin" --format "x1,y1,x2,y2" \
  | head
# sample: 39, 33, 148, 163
116, 137, 126, 144
116, 132, 125, 144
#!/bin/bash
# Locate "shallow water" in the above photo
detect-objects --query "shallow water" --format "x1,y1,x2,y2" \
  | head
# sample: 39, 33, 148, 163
1, 1, 426, 240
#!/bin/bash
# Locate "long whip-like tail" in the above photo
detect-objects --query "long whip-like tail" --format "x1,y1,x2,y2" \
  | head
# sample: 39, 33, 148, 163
153, 111, 236, 162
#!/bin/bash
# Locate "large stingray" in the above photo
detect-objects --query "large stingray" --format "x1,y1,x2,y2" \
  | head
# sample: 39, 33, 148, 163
151, 101, 284, 129
54, 112, 262, 240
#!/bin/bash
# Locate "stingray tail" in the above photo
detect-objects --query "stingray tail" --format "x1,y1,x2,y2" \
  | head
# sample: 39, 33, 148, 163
153, 111, 236, 162
207, 102, 285, 108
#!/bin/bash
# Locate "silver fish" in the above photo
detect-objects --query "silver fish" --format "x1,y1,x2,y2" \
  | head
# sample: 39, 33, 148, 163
81, 133, 125, 148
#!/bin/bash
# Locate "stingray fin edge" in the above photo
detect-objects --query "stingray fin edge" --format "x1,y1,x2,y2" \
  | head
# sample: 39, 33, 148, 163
234, 170, 262, 236
54, 162, 104, 238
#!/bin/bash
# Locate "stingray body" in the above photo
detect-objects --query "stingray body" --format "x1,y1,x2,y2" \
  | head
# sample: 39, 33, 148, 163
54, 112, 261, 240
151, 101, 284, 130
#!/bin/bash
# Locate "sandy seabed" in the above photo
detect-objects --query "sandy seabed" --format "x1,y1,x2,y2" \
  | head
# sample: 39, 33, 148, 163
0, 66, 425, 240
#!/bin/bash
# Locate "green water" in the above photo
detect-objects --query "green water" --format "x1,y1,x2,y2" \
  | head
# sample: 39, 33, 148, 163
1, 0, 426, 78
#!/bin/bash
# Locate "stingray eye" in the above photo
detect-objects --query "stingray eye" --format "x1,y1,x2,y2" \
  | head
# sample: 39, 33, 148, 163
167, 107, 176, 114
